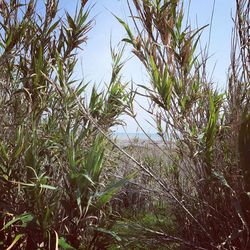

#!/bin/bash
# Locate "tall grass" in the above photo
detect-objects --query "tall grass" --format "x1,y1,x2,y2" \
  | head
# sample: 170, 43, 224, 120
0, 0, 249, 249
116, 0, 250, 249
0, 1, 130, 249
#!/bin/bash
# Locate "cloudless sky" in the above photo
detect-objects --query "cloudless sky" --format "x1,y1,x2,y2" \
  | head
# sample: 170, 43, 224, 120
58, 0, 235, 133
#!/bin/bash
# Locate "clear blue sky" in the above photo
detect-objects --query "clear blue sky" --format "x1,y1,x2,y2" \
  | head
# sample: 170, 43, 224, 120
58, 0, 235, 133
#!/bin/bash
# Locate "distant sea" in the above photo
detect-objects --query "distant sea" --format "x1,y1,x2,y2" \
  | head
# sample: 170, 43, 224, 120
113, 132, 161, 141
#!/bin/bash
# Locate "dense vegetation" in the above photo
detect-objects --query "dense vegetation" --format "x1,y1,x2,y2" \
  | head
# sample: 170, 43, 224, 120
0, 0, 249, 249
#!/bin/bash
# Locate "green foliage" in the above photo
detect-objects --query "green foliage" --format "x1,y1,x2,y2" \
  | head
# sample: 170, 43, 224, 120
0, 0, 249, 249
0, 0, 129, 249
118, 0, 250, 249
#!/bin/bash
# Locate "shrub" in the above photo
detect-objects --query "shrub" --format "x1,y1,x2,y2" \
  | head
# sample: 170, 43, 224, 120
117, 0, 249, 249
0, 0, 129, 249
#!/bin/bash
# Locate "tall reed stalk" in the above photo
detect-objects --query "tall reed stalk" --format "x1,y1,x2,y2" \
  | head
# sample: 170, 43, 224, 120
116, 0, 249, 248
0, 1, 130, 249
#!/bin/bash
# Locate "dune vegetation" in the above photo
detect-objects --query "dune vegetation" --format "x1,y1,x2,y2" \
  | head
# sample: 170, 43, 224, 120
0, 0, 249, 249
